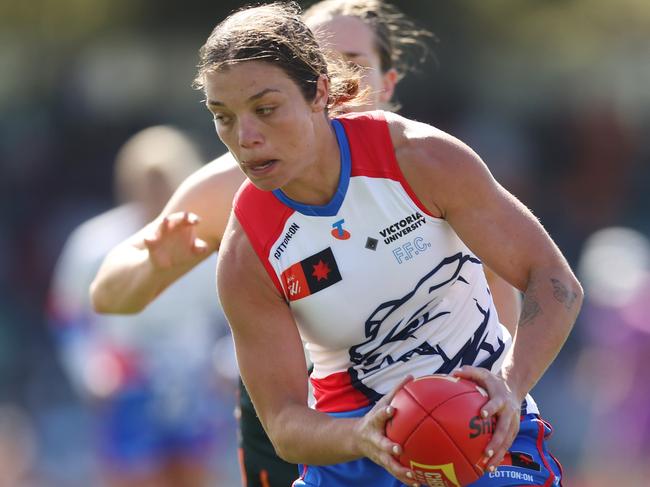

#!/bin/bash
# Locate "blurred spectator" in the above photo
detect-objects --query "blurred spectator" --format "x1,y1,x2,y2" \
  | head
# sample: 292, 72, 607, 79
0, 404, 38, 487
47, 126, 238, 487
454, 113, 536, 204
572, 226, 650, 486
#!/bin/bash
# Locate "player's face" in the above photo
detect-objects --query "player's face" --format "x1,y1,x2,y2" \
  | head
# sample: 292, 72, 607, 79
204, 61, 328, 192
310, 15, 397, 111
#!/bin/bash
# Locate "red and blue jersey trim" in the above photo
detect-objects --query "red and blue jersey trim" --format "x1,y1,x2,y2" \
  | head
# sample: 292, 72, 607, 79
310, 371, 372, 413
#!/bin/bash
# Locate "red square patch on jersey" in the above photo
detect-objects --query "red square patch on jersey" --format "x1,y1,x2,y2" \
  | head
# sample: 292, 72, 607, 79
281, 247, 342, 301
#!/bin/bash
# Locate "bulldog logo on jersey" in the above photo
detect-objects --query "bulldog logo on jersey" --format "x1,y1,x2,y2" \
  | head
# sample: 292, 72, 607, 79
348, 252, 505, 401
281, 247, 342, 301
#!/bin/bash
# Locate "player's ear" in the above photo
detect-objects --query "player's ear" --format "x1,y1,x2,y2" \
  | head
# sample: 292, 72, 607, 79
311, 74, 330, 113
379, 68, 398, 104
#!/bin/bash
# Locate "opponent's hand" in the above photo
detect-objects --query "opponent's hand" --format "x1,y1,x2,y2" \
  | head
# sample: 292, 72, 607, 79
352, 375, 420, 487
452, 366, 521, 472
143, 212, 209, 270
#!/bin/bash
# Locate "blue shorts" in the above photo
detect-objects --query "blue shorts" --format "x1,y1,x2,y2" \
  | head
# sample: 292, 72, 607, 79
292, 407, 562, 487
96, 381, 228, 474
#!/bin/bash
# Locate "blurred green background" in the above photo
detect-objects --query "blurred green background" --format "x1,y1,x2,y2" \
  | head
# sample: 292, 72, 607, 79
1, 1, 649, 485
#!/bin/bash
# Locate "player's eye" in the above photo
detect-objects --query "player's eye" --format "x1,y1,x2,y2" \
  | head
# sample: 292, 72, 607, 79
256, 106, 275, 116
213, 113, 233, 127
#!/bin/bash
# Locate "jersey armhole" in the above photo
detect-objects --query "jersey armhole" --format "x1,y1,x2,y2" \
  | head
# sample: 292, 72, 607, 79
345, 110, 441, 220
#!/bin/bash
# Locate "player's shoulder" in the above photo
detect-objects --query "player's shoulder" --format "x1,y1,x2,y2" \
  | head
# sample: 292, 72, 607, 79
386, 112, 454, 151
385, 113, 491, 217
386, 112, 483, 175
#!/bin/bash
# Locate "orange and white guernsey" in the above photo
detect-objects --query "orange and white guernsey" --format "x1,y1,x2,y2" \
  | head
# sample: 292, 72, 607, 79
233, 111, 538, 416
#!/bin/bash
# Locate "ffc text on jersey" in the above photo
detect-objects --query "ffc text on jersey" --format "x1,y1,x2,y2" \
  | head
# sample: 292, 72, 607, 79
281, 247, 342, 301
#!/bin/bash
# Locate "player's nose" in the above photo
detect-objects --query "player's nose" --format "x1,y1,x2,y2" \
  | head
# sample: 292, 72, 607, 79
237, 116, 264, 149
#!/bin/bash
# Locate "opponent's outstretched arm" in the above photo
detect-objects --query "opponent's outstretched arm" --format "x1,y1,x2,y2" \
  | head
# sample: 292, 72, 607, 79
90, 155, 244, 314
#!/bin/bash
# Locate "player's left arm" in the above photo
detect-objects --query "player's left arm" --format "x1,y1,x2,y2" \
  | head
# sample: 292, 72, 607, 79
389, 112, 583, 469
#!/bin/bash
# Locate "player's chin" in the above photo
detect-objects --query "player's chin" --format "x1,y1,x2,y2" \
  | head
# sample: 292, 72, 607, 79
243, 164, 285, 191
247, 179, 279, 192
245, 173, 284, 192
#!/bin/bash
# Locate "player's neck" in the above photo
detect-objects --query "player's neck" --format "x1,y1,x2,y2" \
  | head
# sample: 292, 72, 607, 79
279, 118, 341, 206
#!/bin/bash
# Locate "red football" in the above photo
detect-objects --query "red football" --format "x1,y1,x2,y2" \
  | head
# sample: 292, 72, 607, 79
385, 374, 494, 487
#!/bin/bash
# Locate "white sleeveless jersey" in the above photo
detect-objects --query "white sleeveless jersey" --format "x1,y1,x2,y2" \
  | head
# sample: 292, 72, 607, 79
234, 111, 537, 415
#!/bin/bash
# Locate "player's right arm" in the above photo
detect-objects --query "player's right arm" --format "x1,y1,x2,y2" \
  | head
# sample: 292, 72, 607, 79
90, 153, 245, 314
217, 214, 416, 484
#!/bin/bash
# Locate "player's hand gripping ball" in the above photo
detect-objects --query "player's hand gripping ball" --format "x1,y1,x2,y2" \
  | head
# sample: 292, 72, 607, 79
385, 374, 494, 487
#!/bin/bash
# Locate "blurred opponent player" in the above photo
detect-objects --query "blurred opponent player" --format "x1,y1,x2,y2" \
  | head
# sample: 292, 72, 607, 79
50, 126, 237, 487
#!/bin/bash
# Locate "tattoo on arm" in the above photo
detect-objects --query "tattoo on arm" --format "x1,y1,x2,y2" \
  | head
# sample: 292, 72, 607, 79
550, 278, 578, 310
519, 293, 542, 327
520, 277, 542, 327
